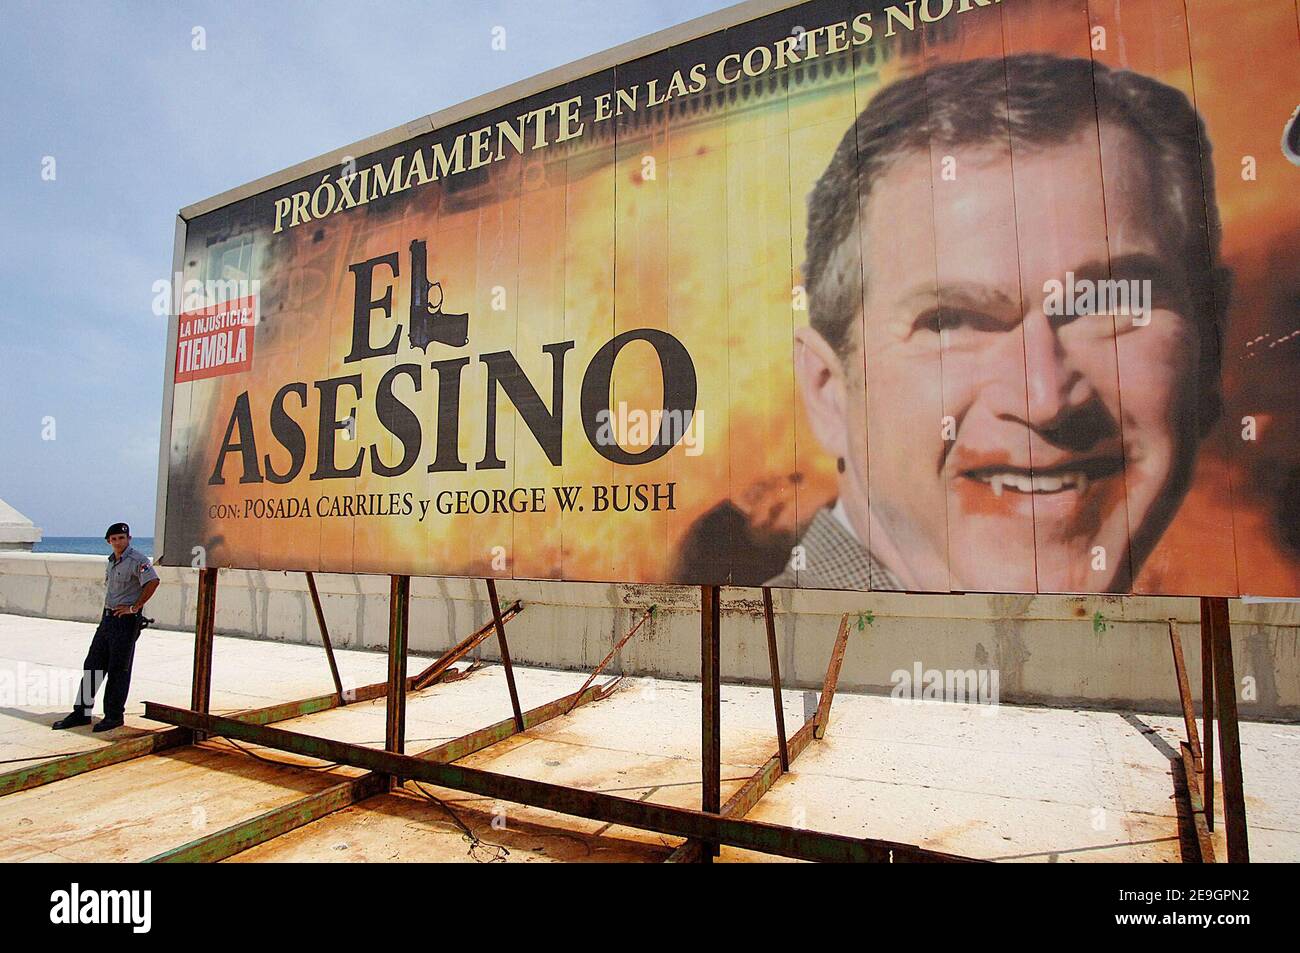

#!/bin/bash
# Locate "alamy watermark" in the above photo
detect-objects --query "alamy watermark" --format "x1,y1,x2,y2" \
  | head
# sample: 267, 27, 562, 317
1043, 272, 1153, 326
50, 883, 151, 933
593, 402, 703, 456
890, 662, 1000, 712
151, 273, 261, 318
0, 662, 87, 708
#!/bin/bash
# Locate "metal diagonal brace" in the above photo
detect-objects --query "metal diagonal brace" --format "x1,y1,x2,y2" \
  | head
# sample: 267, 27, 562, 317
566, 605, 656, 714
763, 588, 789, 772
411, 600, 523, 691
1167, 619, 1203, 772
305, 571, 344, 701
485, 579, 524, 731
1178, 742, 1216, 863
1168, 618, 1214, 863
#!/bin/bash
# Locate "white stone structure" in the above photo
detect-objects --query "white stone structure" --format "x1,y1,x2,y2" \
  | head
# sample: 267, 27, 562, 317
0, 499, 41, 551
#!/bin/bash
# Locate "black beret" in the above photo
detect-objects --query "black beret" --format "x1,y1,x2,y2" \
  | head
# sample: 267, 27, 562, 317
105, 522, 130, 539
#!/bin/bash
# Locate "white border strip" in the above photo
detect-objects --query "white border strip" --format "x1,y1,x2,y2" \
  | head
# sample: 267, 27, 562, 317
153, 214, 187, 561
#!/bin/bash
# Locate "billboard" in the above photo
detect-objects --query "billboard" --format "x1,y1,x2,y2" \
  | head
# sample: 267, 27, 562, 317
158, 0, 1300, 596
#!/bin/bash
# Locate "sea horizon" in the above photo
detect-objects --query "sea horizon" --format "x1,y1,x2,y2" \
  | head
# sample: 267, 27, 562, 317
32, 536, 155, 558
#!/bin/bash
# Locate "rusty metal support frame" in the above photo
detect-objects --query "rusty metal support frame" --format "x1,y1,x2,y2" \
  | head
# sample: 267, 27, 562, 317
146, 594, 637, 862
141, 588, 960, 865
144, 679, 621, 863
143, 701, 978, 863
305, 571, 344, 701
666, 611, 852, 864
39, 565, 1247, 865
135, 577, 972, 864
814, 613, 851, 740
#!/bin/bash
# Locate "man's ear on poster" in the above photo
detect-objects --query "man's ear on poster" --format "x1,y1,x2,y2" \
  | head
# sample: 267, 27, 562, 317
793, 324, 851, 460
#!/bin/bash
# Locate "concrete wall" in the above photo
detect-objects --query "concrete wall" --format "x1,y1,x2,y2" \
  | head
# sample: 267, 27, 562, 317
2, 551, 1296, 720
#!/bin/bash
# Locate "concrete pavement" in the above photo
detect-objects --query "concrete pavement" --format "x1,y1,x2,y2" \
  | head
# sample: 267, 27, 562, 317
1, 612, 1296, 862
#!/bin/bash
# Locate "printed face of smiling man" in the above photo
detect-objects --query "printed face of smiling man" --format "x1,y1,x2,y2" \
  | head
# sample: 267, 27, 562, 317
786, 53, 1225, 593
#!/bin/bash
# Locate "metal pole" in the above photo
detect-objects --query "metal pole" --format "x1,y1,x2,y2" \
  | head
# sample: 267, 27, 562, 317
385, 575, 410, 785
815, 614, 852, 738
486, 578, 525, 732
701, 584, 721, 860
1208, 596, 1248, 861
305, 572, 344, 701
191, 567, 218, 740
762, 588, 789, 772
1199, 597, 1215, 833
1167, 620, 1202, 770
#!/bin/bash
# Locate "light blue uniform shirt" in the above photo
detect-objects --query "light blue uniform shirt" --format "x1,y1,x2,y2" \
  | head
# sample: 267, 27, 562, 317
104, 545, 159, 610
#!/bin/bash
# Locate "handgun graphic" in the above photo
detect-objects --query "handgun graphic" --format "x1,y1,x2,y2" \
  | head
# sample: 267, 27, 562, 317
408, 239, 470, 350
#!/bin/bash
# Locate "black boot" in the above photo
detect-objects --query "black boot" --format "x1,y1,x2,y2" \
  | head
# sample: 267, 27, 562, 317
93, 717, 124, 733
52, 712, 92, 730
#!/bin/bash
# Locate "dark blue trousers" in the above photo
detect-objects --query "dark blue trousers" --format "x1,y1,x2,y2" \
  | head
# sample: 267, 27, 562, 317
74, 611, 142, 720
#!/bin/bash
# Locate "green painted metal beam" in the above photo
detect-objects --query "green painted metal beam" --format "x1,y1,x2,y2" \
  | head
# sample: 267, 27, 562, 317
0, 687, 349, 800
0, 727, 191, 798
147, 772, 389, 864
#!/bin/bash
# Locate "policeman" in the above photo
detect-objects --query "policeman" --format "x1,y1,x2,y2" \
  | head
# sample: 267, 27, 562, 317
52, 523, 160, 732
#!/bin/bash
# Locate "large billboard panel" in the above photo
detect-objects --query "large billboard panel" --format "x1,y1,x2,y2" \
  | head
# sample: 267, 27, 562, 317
159, 0, 1300, 596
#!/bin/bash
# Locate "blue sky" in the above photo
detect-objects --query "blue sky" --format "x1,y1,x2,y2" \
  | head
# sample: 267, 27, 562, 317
0, 0, 732, 536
